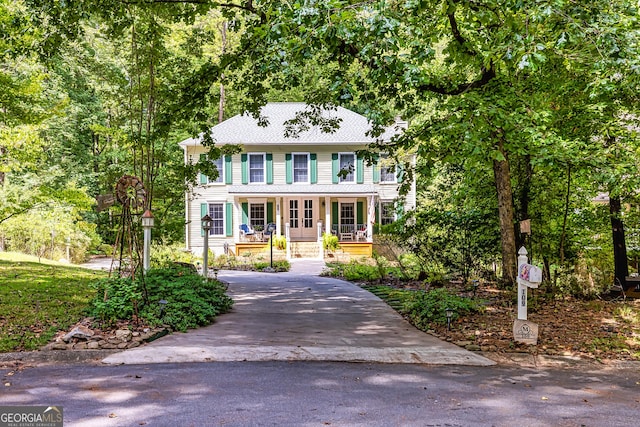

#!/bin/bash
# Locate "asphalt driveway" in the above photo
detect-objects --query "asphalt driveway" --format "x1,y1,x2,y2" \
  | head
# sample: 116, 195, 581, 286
103, 260, 494, 366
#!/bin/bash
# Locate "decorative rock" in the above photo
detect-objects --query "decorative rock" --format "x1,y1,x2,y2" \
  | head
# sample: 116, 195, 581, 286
117, 342, 129, 349
465, 344, 482, 351
51, 342, 68, 350
87, 341, 100, 350
73, 342, 88, 350
115, 329, 133, 342
127, 341, 140, 349
454, 340, 473, 347
63, 325, 95, 342
132, 332, 140, 337
100, 343, 119, 349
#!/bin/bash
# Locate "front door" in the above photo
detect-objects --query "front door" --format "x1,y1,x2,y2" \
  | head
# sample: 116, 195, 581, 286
288, 198, 316, 240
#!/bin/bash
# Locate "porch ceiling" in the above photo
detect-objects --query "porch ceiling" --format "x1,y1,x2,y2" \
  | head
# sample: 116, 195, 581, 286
227, 184, 375, 196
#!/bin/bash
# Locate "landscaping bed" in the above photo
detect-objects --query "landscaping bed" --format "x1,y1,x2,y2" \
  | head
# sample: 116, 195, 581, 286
363, 279, 640, 362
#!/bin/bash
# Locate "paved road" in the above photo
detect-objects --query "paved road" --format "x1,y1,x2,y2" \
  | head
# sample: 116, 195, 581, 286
1, 361, 638, 426
103, 260, 492, 366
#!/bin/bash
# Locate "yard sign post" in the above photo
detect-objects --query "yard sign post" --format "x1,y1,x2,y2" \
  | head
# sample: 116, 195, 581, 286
514, 246, 542, 344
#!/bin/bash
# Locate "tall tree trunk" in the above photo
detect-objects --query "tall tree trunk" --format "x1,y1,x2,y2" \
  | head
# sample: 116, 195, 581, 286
610, 196, 629, 289
0, 146, 5, 187
559, 164, 571, 263
493, 137, 517, 286
516, 154, 532, 249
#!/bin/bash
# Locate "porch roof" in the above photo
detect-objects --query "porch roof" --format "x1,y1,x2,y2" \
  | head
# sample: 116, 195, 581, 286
227, 184, 375, 196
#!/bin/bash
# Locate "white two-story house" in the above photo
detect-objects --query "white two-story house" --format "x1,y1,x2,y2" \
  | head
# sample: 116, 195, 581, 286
179, 103, 416, 258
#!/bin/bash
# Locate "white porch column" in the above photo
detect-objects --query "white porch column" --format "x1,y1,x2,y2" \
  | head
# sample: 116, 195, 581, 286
285, 223, 291, 260
324, 196, 331, 234
234, 199, 241, 244
317, 221, 323, 260
366, 195, 374, 242
276, 197, 282, 237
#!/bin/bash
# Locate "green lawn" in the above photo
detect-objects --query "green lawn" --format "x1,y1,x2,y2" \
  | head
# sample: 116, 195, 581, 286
0, 252, 106, 352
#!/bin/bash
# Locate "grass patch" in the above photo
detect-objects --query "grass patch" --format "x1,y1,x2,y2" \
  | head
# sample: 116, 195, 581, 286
0, 252, 106, 352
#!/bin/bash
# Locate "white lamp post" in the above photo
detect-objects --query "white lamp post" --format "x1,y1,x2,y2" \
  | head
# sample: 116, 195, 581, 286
201, 214, 213, 278
141, 210, 155, 272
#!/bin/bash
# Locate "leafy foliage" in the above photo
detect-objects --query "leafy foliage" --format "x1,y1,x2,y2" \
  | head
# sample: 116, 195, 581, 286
89, 266, 233, 331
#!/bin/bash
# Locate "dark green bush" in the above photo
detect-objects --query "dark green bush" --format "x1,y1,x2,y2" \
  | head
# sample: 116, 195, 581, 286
89, 277, 143, 325
400, 288, 483, 330
89, 266, 233, 331
253, 260, 291, 272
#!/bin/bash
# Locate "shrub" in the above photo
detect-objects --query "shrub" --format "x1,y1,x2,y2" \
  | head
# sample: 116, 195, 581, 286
89, 277, 143, 325
322, 232, 340, 252
253, 260, 291, 272
88, 266, 233, 331
151, 244, 198, 268
400, 288, 483, 331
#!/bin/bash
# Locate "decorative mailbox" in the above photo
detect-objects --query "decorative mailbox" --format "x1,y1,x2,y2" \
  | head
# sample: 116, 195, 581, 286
514, 247, 542, 345
518, 263, 542, 288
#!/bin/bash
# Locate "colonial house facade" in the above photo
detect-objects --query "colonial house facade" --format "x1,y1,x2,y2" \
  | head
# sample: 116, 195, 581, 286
179, 103, 416, 259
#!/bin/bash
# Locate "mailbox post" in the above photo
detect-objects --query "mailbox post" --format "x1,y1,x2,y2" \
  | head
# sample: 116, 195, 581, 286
514, 246, 542, 344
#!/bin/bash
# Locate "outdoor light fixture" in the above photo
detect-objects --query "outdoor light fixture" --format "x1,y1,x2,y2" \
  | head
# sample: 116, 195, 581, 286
213, 267, 219, 280
159, 299, 168, 319
201, 214, 213, 278
473, 279, 479, 298
445, 307, 453, 331
141, 210, 155, 272
201, 214, 213, 232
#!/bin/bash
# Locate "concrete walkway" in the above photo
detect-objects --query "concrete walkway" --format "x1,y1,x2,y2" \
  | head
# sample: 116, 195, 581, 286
103, 260, 494, 366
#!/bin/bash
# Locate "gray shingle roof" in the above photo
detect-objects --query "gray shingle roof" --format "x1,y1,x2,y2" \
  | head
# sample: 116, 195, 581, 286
179, 103, 398, 146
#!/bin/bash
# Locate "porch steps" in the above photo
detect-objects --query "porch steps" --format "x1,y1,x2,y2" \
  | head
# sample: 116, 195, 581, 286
290, 241, 321, 258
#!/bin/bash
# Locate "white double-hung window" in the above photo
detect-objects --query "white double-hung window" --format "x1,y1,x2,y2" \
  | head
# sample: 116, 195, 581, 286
339, 153, 355, 183
380, 154, 397, 183
208, 203, 225, 235
293, 153, 309, 183
249, 153, 265, 183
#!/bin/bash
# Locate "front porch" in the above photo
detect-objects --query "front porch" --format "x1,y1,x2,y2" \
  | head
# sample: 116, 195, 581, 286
235, 239, 373, 258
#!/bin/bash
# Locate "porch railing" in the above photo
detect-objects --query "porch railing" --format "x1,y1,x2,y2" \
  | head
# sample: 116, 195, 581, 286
331, 224, 367, 241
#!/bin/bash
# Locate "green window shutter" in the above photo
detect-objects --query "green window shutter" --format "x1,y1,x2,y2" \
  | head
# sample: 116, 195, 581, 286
225, 202, 233, 236
372, 154, 380, 183
241, 202, 249, 225
356, 156, 364, 184
266, 153, 273, 184
200, 203, 208, 237
357, 201, 364, 225
267, 202, 274, 223
224, 155, 233, 184
241, 154, 248, 184
331, 201, 338, 231
396, 162, 405, 182
310, 153, 317, 184
396, 200, 404, 220
285, 153, 293, 184
199, 153, 208, 185
331, 153, 339, 184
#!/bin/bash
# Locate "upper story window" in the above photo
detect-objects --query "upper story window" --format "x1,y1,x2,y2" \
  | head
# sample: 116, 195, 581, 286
339, 153, 355, 183
210, 157, 224, 183
249, 153, 265, 183
379, 154, 397, 183
293, 153, 309, 183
